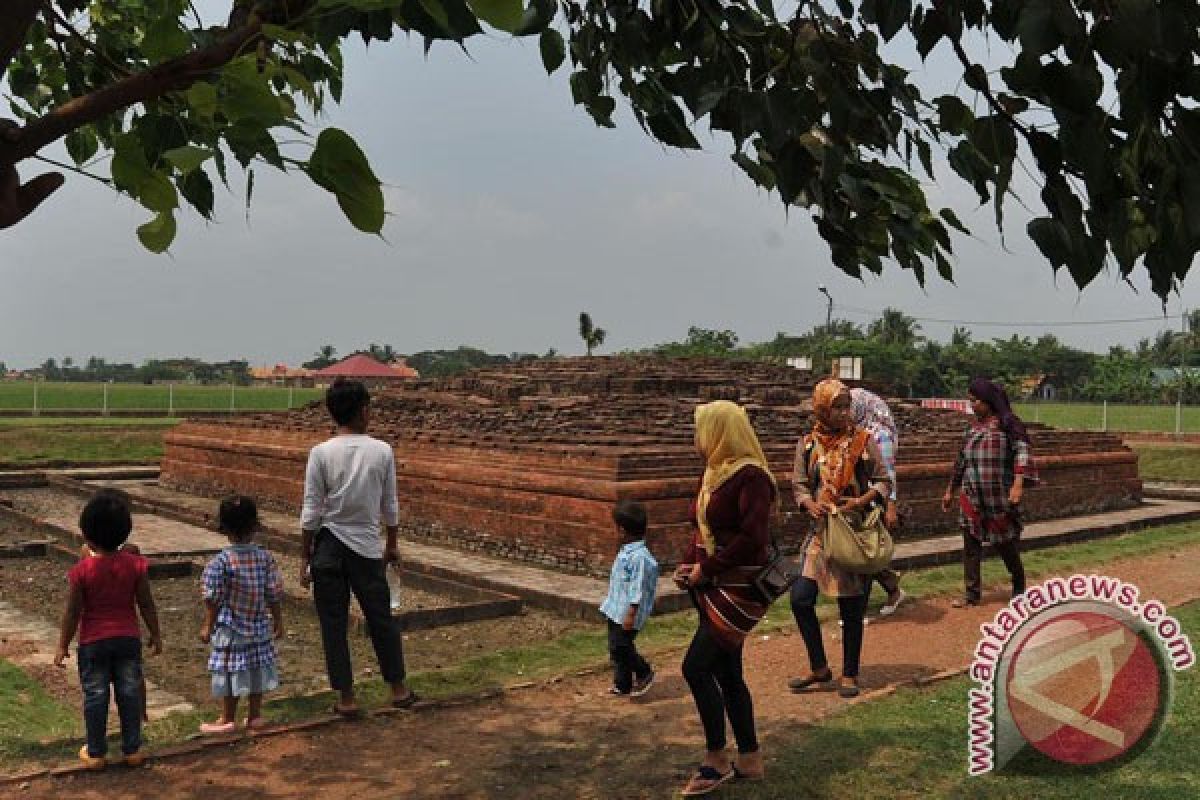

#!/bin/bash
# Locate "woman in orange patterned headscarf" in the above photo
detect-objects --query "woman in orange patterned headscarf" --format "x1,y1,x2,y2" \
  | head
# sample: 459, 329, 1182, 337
787, 379, 892, 699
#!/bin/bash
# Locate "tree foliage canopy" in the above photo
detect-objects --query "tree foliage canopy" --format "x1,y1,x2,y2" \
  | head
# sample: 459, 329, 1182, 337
3, 0, 1199, 298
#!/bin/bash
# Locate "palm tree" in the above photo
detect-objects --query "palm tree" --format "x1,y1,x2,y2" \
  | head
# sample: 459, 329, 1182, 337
868, 308, 922, 347
579, 312, 607, 357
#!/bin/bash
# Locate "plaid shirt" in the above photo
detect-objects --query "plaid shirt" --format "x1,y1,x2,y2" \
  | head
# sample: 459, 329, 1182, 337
951, 418, 1031, 544
202, 544, 283, 640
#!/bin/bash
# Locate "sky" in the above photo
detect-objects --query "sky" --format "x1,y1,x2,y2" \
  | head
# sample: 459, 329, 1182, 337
2, 14, 1198, 370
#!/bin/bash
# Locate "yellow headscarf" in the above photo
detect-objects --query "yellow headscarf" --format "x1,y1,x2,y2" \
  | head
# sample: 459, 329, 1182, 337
694, 400, 778, 556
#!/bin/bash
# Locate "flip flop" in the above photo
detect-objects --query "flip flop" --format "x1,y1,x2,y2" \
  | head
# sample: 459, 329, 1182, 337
246, 717, 271, 731
198, 720, 237, 735
680, 764, 735, 796
391, 691, 420, 709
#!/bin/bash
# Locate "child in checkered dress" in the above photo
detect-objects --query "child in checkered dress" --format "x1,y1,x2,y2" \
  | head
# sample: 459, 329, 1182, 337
199, 495, 284, 734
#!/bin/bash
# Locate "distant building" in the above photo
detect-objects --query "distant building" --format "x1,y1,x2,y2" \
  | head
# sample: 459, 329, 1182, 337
1018, 373, 1058, 400
1150, 367, 1200, 387
250, 363, 315, 387
313, 354, 418, 389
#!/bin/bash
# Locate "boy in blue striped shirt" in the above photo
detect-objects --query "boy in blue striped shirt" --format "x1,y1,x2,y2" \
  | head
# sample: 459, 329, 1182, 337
599, 499, 659, 697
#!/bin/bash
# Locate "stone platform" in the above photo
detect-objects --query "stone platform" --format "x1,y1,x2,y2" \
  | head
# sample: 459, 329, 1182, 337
160, 357, 1142, 575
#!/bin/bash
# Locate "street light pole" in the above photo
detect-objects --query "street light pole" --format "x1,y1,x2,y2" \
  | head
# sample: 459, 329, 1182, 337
818, 285, 833, 376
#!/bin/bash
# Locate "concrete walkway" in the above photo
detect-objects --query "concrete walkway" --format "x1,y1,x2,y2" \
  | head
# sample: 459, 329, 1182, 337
0, 600, 193, 721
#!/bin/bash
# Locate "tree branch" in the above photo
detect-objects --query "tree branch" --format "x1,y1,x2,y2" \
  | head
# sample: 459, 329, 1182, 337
948, 34, 1030, 139
0, 17, 264, 168
0, 0, 42, 77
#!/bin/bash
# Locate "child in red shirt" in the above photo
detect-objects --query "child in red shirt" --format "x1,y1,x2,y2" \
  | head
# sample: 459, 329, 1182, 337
54, 490, 162, 769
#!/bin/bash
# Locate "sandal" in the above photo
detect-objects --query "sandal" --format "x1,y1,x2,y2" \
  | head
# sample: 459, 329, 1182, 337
246, 717, 271, 731
951, 597, 980, 609
838, 677, 861, 698
198, 720, 237, 735
391, 691, 420, 709
331, 703, 363, 719
787, 669, 834, 692
680, 764, 735, 796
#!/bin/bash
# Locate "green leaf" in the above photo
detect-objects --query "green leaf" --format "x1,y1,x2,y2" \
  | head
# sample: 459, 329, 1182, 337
186, 82, 218, 118
539, 28, 566, 74
467, 0, 524, 33
964, 64, 988, 93
142, 18, 190, 63
136, 211, 177, 253
139, 173, 179, 213
65, 129, 98, 166
1027, 217, 1072, 268
732, 153, 776, 190
306, 127, 385, 234
163, 146, 214, 175
261, 23, 312, 45
221, 57, 285, 125
935, 249, 955, 282
939, 208, 969, 235
180, 169, 215, 218
935, 96, 973, 136
647, 108, 700, 149
1017, 1, 1059, 56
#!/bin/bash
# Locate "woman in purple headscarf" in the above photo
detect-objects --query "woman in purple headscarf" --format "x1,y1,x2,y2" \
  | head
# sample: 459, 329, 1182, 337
941, 378, 1035, 607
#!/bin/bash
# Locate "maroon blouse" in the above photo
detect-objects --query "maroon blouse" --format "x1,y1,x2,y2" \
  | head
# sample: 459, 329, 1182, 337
685, 464, 775, 578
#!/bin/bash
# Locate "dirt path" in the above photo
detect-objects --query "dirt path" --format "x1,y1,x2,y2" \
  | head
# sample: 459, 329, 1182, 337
13, 544, 1200, 799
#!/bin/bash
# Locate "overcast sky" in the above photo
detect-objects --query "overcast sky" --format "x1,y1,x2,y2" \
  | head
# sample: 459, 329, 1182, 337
2, 18, 1197, 369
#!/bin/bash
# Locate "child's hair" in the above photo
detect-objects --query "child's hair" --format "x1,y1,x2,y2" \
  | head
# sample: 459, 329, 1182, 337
218, 495, 259, 539
612, 499, 648, 538
325, 377, 370, 426
79, 489, 133, 552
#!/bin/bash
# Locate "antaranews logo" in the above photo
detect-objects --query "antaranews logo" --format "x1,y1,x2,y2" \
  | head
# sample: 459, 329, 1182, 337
967, 575, 1195, 775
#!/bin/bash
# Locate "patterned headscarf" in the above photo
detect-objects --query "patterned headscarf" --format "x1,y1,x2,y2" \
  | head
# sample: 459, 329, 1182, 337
968, 377, 1030, 445
808, 379, 869, 507
850, 388, 898, 444
694, 400, 777, 556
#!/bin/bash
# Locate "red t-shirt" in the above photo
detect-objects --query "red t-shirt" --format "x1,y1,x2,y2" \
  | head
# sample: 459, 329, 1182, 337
68, 551, 148, 645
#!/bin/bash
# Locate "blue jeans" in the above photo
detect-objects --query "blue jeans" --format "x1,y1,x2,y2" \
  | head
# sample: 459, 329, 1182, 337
77, 636, 143, 757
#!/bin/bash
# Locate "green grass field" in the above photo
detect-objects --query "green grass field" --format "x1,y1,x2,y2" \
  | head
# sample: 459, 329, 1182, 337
0, 382, 322, 413
1014, 402, 1200, 433
0, 425, 168, 465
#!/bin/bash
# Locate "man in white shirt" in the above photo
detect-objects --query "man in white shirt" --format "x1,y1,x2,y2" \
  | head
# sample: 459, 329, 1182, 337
300, 378, 416, 714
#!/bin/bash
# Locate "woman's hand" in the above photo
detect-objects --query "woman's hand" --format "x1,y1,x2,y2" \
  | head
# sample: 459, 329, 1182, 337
688, 563, 706, 587
884, 503, 900, 530
1008, 486, 1023, 507
941, 489, 955, 513
673, 564, 692, 589
199, 623, 212, 644
836, 495, 867, 515
800, 497, 826, 519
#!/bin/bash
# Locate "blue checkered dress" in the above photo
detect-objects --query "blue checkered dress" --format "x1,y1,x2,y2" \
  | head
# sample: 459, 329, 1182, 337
202, 544, 283, 697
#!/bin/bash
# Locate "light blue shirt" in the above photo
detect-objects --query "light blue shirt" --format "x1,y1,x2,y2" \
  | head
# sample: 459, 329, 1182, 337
599, 541, 659, 630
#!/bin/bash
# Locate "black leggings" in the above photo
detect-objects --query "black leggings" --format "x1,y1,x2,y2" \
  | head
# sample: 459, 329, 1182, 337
682, 625, 758, 754
790, 576, 865, 678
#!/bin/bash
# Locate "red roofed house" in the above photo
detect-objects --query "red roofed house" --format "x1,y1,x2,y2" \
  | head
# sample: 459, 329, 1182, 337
313, 354, 418, 389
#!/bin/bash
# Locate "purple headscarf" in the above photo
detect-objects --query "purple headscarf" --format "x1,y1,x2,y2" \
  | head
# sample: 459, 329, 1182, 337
968, 377, 1030, 445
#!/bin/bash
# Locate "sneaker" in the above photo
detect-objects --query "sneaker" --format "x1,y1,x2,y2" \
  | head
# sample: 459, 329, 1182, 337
879, 589, 907, 617
78, 745, 106, 771
123, 750, 148, 768
606, 686, 630, 697
630, 670, 656, 698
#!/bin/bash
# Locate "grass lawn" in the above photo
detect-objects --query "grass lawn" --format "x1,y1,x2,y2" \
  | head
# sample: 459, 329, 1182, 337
0, 426, 167, 465
1131, 443, 1200, 483
742, 599, 1200, 800
0, 417, 181, 428
0, 660, 79, 765
0, 383, 321, 413
1013, 402, 1200, 433
4, 520, 1200, 777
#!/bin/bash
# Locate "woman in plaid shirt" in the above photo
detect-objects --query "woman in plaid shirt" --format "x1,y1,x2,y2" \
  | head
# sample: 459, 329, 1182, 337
942, 378, 1036, 608
199, 496, 285, 734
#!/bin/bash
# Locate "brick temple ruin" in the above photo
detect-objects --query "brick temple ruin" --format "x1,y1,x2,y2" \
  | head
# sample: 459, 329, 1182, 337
160, 357, 1142, 575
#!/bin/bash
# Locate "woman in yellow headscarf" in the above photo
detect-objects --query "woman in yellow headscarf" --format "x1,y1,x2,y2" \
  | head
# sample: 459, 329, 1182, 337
675, 400, 776, 796
788, 379, 892, 699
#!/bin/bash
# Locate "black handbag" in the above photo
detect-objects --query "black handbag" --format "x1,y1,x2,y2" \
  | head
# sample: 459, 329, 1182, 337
751, 538, 801, 604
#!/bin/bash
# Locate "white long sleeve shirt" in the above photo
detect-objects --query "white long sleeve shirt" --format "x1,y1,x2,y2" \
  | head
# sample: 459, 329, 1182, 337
300, 434, 399, 559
